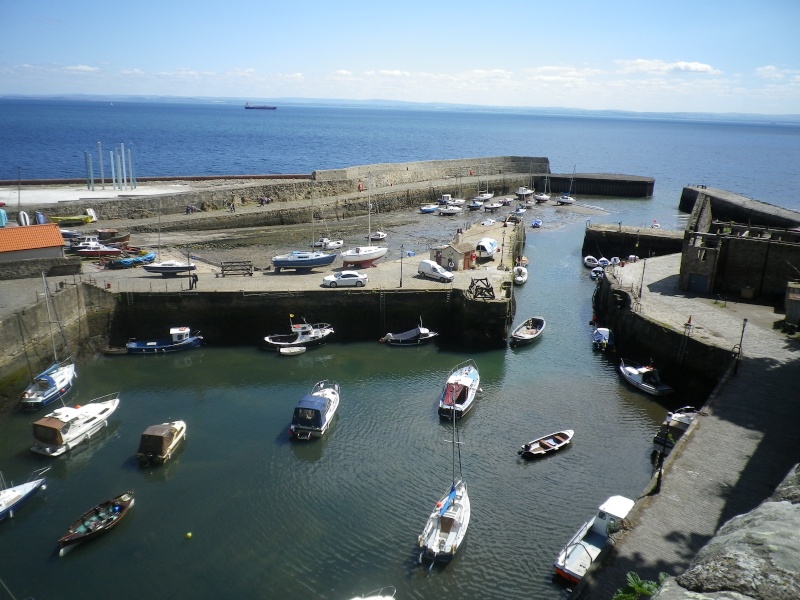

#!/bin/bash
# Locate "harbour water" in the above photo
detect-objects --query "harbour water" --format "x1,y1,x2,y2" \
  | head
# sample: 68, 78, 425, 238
1, 100, 799, 599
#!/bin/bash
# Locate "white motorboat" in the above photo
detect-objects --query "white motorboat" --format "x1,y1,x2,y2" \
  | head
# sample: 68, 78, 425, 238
279, 346, 307, 356
263, 317, 334, 351
475, 237, 498, 259
554, 495, 635, 584
515, 186, 534, 202
590, 266, 605, 280
0, 467, 50, 521
420, 204, 438, 214
31, 393, 121, 457
437, 360, 480, 419
312, 237, 344, 250
513, 265, 528, 285
367, 231, 387, 241
510, 316, 545, 346
583, 255, 599, 268
418, 403, 470, 564
591, 327, 614, 351
483, 202, 502, 213
474, 191, 494, 202
618, 358, 674, 396
136, 420, 187, 466
653, 406, 699, 454
289, 380, 340, 440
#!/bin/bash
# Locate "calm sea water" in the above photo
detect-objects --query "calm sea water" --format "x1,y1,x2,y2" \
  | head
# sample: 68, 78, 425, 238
0, 100, 798, 599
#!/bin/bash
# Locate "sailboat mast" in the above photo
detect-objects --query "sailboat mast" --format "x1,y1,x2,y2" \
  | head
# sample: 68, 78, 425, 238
41, 273, 57, 359
367, 171, 372, 241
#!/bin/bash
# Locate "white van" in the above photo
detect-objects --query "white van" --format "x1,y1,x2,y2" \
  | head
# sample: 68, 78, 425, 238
418, 259, 454, 283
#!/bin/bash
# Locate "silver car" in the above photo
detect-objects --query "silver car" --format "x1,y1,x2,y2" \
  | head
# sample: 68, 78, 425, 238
322, 270, 369, 288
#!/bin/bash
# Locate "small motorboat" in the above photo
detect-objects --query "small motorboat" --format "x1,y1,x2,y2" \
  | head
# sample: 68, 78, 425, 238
126, 327, 203, 354
57, 491, 135, 556
514, 205, 527, 215
289, 380, 340, 440
76, 243, 123, 258
437, 205, 463, 216
419, 204, 438, 214
518, 430, 574, 459
263, 317, 334, 351
475, 237, 498, 259
531, 219, 542, 228
474, 191, 494, 202
653, 407, 699, 455
312, 237, 344, 250
31, 393, 120, 457
590, 266, 605, 280
437, 360, 480, 419
467, 199, 483, 211
515, 186, 534, 201
135, 421, 187, 466
510, 316, 545, 346
367, 231, 387, 241
583, 255, 599, 268
380, 322, 438, 346
591, 327, 614, 351
556, 193, 575, 205
500, 197, 513, 206
554, 495, 635, 584
597, 257, 610, 268
483, 202, 502, 213
513, 266, 528, 285
0, 467, 50, 521
618, 358, 674, 396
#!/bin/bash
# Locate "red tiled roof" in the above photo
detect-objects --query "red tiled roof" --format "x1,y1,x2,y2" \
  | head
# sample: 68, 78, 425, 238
0, 223, 65, 253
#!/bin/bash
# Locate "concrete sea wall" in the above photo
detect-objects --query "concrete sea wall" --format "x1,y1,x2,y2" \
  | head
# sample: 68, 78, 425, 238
679, 186, 800, 228
583, 224, 684, 260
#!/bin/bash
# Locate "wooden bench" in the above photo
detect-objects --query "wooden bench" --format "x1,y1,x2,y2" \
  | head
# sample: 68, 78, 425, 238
216, 261, 254, 277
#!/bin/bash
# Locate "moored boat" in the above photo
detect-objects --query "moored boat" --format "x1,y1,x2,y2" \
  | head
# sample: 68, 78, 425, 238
653, 406, 699, 454
513, 265, 528, 285
57, 491, 135, 556
419, 204, 438, 214
289, 380, 340, 440
76, 243, 123, 258
0, 467, 50, 521
483, 202, 502, 212
263, 317, 334, 351
510, 316, 545, 346
19, 361, 76, 411
583, 255, 599, 268
591, 327, 614, 351
437, 360, 480, 419
136, 421, 187, 466
31, 393, 120, 457
515, 186, 534, 202
518, 430, 574, 459
554, 495, 634, 584
380, 321, 438, 346
618, 358, 674, 396
126, 327, 203, 354
418, 405, 470, 563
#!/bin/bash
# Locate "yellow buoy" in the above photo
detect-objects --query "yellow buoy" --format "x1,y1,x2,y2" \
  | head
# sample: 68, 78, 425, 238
185, 532, 192, 539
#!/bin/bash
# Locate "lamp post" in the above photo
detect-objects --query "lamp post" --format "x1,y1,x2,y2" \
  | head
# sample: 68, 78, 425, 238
639, 258, 647, 298
399, 243, 404, 288
733, 318, 748, 375
17, 166, 21, 212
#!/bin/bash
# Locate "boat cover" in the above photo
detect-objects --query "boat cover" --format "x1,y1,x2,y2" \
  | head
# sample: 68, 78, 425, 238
32, 417, 68, 445
438, 484, 457, 516
138, 424, 180, 455
292, 395, 327, 428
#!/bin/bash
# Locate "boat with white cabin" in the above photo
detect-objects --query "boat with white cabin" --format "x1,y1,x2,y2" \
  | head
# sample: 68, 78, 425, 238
263, 317, 334, 351
437, 360, 480, 419
289, 380, 340, 440
31, 392, 120, 457
618, 358, 674, 396
126, 327, 203, 354
136, 420, 187, 466
554, 495, 635, 584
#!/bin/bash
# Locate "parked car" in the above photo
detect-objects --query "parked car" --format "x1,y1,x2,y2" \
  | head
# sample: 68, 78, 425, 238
322, 270, 368, 288
418, 259, 454, 283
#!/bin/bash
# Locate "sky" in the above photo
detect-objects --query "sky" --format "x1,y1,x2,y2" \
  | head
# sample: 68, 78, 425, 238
1, 0, 798, 115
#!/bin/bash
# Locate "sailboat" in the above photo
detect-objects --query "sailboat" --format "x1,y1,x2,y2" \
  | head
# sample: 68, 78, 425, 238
417, 412, 470, 564
142, 198, 197, 276
556, 167, 576, 205
19, 275, 77, 412
341, 174, 388, 268
272, 193, 337, 272
533, 176, 551, 203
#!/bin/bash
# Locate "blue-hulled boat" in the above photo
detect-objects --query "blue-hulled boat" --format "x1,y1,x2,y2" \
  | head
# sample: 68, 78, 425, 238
0, 467, 50, 521
19, 360, 77, 411
271, 250, 337, 272
126, 327, 203, 354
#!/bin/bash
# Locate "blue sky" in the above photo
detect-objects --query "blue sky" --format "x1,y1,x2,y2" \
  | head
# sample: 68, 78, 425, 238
1, 0, 798, 114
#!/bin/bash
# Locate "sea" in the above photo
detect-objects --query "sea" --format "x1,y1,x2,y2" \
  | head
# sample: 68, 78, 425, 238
0, 99, 799, 600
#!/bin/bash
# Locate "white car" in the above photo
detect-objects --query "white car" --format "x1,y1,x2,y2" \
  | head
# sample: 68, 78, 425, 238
322, 271, 369, 288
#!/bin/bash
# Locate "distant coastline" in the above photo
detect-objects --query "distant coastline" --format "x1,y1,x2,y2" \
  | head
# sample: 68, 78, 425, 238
1, 94, 798, 125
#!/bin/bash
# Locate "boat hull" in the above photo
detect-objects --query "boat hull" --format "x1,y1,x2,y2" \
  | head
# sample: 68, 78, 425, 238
19, 363, 76, 411
58, 491, 135, 556
0, 476, 47, 521
272, 252, 337, 272
510, 317, 546, 346
126, 336, 203, 354
418, 479, 470, 563
31, 397, 120, 458
437, 361, 480, 419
